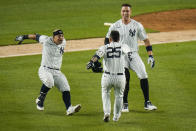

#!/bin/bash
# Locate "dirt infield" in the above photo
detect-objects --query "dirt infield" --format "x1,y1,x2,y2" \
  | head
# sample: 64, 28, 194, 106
0, 9, 196, 58
133, 9, 196, 31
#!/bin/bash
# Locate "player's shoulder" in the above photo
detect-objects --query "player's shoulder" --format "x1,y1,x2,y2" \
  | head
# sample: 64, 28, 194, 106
97, 45, 106, 54
40, 35, 49, 39
111, 19, 122, 28
131, 19, 143, 27
39, 35, 50, 44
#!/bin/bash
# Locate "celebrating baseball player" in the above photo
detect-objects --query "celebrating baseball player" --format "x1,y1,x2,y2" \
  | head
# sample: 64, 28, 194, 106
15, 29, 81, 115
87, 30, 130, 122
104, 4, 157, 112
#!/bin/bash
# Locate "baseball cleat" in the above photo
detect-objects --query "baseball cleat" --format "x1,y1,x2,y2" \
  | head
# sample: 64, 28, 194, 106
113, 113, 121, 122
103, 114, 110, 122
113, 117, 119, 122
66, 104, 81, 115
36, 98, 44, 111
144, 101, 157, 110
122, 103, 129, 112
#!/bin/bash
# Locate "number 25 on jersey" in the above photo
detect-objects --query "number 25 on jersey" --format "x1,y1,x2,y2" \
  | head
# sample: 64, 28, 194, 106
106, 47, 121, 58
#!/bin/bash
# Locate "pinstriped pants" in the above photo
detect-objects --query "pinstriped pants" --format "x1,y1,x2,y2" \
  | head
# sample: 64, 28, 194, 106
101, 73, 125, 117
124, 52, 148, 79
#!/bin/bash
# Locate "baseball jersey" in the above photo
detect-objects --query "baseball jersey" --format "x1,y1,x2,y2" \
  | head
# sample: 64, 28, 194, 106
39, 35, 66, 69
106, 19, 147, 52
96, 42, 130, 74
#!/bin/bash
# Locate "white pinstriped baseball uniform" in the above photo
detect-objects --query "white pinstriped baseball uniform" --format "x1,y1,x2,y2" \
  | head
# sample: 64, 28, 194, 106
95, 41, 130, 118
106, 19, 148, 79
38, 35, 70, 92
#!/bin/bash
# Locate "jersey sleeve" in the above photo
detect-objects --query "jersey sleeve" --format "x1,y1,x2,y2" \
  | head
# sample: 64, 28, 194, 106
137, 23, 148, 41
38, 35, 49, 44
122, 44, 131, 54
96, 45, 106, 58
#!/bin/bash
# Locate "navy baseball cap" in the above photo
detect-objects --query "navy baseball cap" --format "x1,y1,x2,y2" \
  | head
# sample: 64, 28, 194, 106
53, 29, 63, 36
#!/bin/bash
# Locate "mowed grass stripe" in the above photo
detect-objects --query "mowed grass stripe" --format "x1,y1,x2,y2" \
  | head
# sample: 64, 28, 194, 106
0, 41, 196, 131
0, 0, 196, 45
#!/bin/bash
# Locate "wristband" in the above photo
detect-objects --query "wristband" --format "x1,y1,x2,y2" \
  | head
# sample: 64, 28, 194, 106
23, 35, 29, 39
93, 54, 100, 59
35, 34, 41, 42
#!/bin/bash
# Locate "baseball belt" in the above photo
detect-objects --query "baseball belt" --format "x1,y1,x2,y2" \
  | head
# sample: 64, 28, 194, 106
104, 71, 123, 75
43, 66, 60, 70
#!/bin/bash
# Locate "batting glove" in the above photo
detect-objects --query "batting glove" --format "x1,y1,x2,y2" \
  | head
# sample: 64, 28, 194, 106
86, 60, 94, 69
15, 35, 25, 44
147, 55, 155, 68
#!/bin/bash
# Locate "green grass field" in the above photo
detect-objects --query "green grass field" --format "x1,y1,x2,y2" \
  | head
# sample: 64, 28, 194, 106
0, 41, 196, 131
0, 0, 196, 45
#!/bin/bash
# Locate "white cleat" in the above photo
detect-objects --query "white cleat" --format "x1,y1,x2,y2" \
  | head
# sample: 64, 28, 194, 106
36, 98, 44, 111
113, 117, 119, 122
121, 108, 129, 112
113, 113, 121, 122
144, 101, 157, 110
103, 114, 110, 122
66, 104, 81, 115
122, 103, 129, 112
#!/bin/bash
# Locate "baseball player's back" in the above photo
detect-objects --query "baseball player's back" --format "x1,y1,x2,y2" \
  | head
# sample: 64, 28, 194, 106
101, 42, 125, 74
87, 30, 128, 122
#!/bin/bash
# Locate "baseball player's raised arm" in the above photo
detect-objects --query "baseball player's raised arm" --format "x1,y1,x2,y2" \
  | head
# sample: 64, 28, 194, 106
90, 46, 105, 62
15, 34, 41, 44
86, 46, 105, 70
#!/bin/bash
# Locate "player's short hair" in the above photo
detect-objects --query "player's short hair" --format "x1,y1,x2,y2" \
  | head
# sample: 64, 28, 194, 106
110, 30, 120, 42
121, 3, 132, 8
53, 29, 63, 36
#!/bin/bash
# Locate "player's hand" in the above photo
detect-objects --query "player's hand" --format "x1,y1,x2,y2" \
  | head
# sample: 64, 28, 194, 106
148, 55, 155, 68
15, 35, 24, 44
86, 60, 94, 69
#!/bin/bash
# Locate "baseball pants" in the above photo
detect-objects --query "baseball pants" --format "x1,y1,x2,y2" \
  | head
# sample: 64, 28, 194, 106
38, 66, 70, 92
125, 52, 148, 79
101, 73, 125, 118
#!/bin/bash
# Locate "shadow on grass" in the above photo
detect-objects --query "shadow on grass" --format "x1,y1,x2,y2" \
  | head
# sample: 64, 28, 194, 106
45, 110, 102, 117
130, 109, 165, 114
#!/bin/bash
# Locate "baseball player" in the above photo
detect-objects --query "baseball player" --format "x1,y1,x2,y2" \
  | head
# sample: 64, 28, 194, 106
15, 29, 81, 115
104, 4, 157, 112
87, 30, 130, 122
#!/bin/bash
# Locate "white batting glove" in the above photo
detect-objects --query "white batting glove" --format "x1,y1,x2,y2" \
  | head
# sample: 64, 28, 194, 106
15, 35, 24, 41
148, 55, 155, 68
15, 35, 25, 44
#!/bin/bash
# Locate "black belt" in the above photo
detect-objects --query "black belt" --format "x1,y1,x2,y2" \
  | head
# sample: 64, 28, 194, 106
43, 66, 60, 70
105, 71, 123, 75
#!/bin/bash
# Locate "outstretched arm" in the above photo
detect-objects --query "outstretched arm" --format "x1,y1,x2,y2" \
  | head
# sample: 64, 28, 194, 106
144, 38, 155, 68
15, 34, 40, 44
86, 55, 100, 69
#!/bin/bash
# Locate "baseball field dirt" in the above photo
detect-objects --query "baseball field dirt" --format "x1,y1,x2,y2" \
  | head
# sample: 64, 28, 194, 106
0, 9, 196, 58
